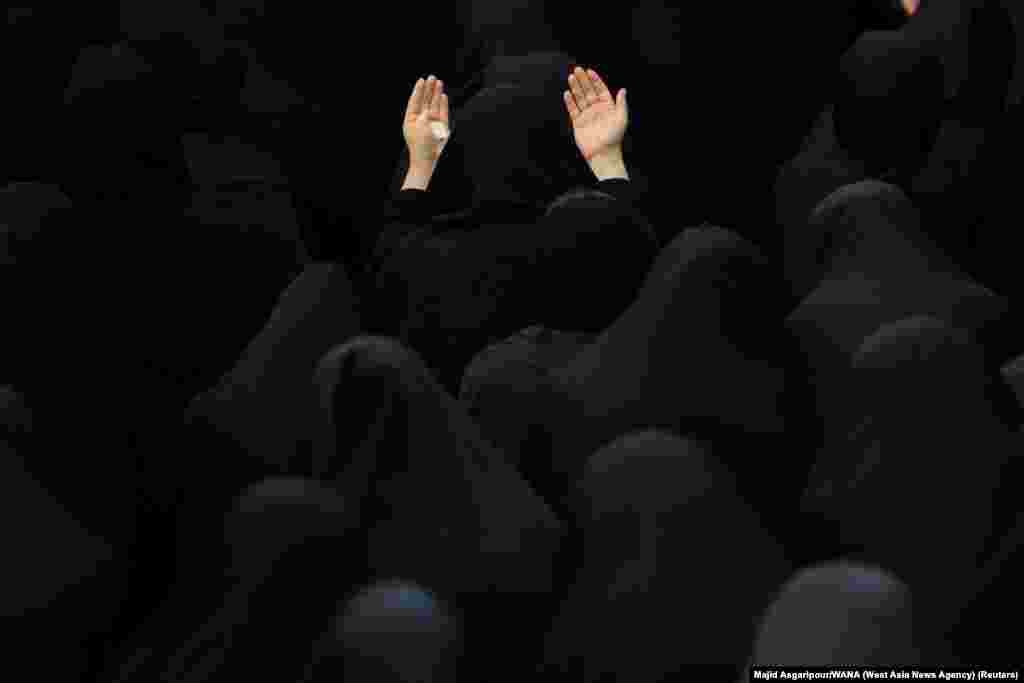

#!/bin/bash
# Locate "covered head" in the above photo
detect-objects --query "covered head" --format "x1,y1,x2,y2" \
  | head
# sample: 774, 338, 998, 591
751, 562, 921, 666
303, 579, 460, 682
312, 336, 563, 598
452, 53, 590, 206
833, 31, 946, 182
545, 431, 789, 679
223, 477, 357, 583
803, 316, 1015, 625
536, 187, 658, 333
785, 180, 1005, 353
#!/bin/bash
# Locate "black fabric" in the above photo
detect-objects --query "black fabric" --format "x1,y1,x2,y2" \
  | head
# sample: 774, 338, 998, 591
858, 0, 920, 32
313, 337, 565, 679
774, 107, 869, 279
802, 316, 1018, 635
372, 181, 657, 392
785, 181, 1007, 441
0, 386, 32, 445
901, 0, 1015, 106
1, 415, 120, 681
109, 478, 359, 682
749, 562, 924, 667
185, 178, 308, 267
312, 336, 563, 596
778, 2, 1018, 283
785, 179, 982, 296
187, 263, 361, 476
524, 226, 790, 507
61, 42, 191, 209
301, 580, 461, 683
454, 0, 560, 73
1001, 353, 1024, 421
943, 0, 1017, 125
544, 431, 789, 679
832, 31, 946, 184
0, 9, 88, 184
460, 326, 593, 466
0, 183, 74, 384
773, 26, 948, 243
12, 196, 304, 406
950, 509, 1024, 664
911, 0, 1018, 288
452, 53, 588, 208
367, 53, 657, 391
4, 3, 1020, 677
0, 182, 72, 267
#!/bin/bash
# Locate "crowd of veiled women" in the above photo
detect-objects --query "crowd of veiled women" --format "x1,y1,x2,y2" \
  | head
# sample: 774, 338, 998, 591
3, 0, 1024, 680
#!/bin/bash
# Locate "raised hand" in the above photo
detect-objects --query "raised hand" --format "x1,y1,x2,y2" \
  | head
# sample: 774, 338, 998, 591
403, 75, 450, 167
564, 67, 628, 164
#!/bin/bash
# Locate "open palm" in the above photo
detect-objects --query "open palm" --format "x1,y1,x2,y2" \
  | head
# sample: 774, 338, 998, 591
403, 75, 450, 165
564, 67, 628, 161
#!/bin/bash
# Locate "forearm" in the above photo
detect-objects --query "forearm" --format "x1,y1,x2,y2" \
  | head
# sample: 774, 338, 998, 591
588, 148, 630, 182
401, 160, 438, 191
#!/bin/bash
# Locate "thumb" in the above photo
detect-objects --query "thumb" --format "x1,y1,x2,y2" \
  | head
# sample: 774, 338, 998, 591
617, 88, 628, 112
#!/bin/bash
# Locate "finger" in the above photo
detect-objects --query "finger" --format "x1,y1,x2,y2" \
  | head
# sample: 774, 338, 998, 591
568, 71, 587, 109
430, 79, 444, 117
564, 89, 581, 119
440, 92, 450, 126
576, 66, 597, 104
422, 75, 438, 114
406, 78, 426, 117
617, 88, 628, 118
588, 69, 611, 102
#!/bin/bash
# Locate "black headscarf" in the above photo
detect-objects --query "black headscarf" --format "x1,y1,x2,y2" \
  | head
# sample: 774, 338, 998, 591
785, 181, 1006, 439
452, 52, 591, 207
908, 0, 1018, 290
459, 326, 593, 467
313, 336, 563, 599
774, 24, 950, 256
187, 263, 361, 476
538, 227, 790, 488
376, 186, 656, 392
535, 188, 658, 333
785, 178, 987, 296
832, 31, 946, 185
750, 562, 923, 667
2, 393, 119, 680
944, 0, 1017, 124
140, 478, 359, 683
312, 337, 565, 678
949, 510, 1024, 663
61, 42, 191, 208
802, 316, 1017, 632
901, 0, 1016, 112
301, 580, 461, 682
544, 431, 789, 679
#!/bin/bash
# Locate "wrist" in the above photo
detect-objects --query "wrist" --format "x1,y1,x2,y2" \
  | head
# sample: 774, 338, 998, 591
402, 159, 437, 191
587, 148, 629, 181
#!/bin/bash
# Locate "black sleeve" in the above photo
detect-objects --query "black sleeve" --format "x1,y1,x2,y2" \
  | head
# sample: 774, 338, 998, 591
598, 176, 660, 225
596, 177, 635, 203
385, 188, 435, 223
371, 188, 435, 267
